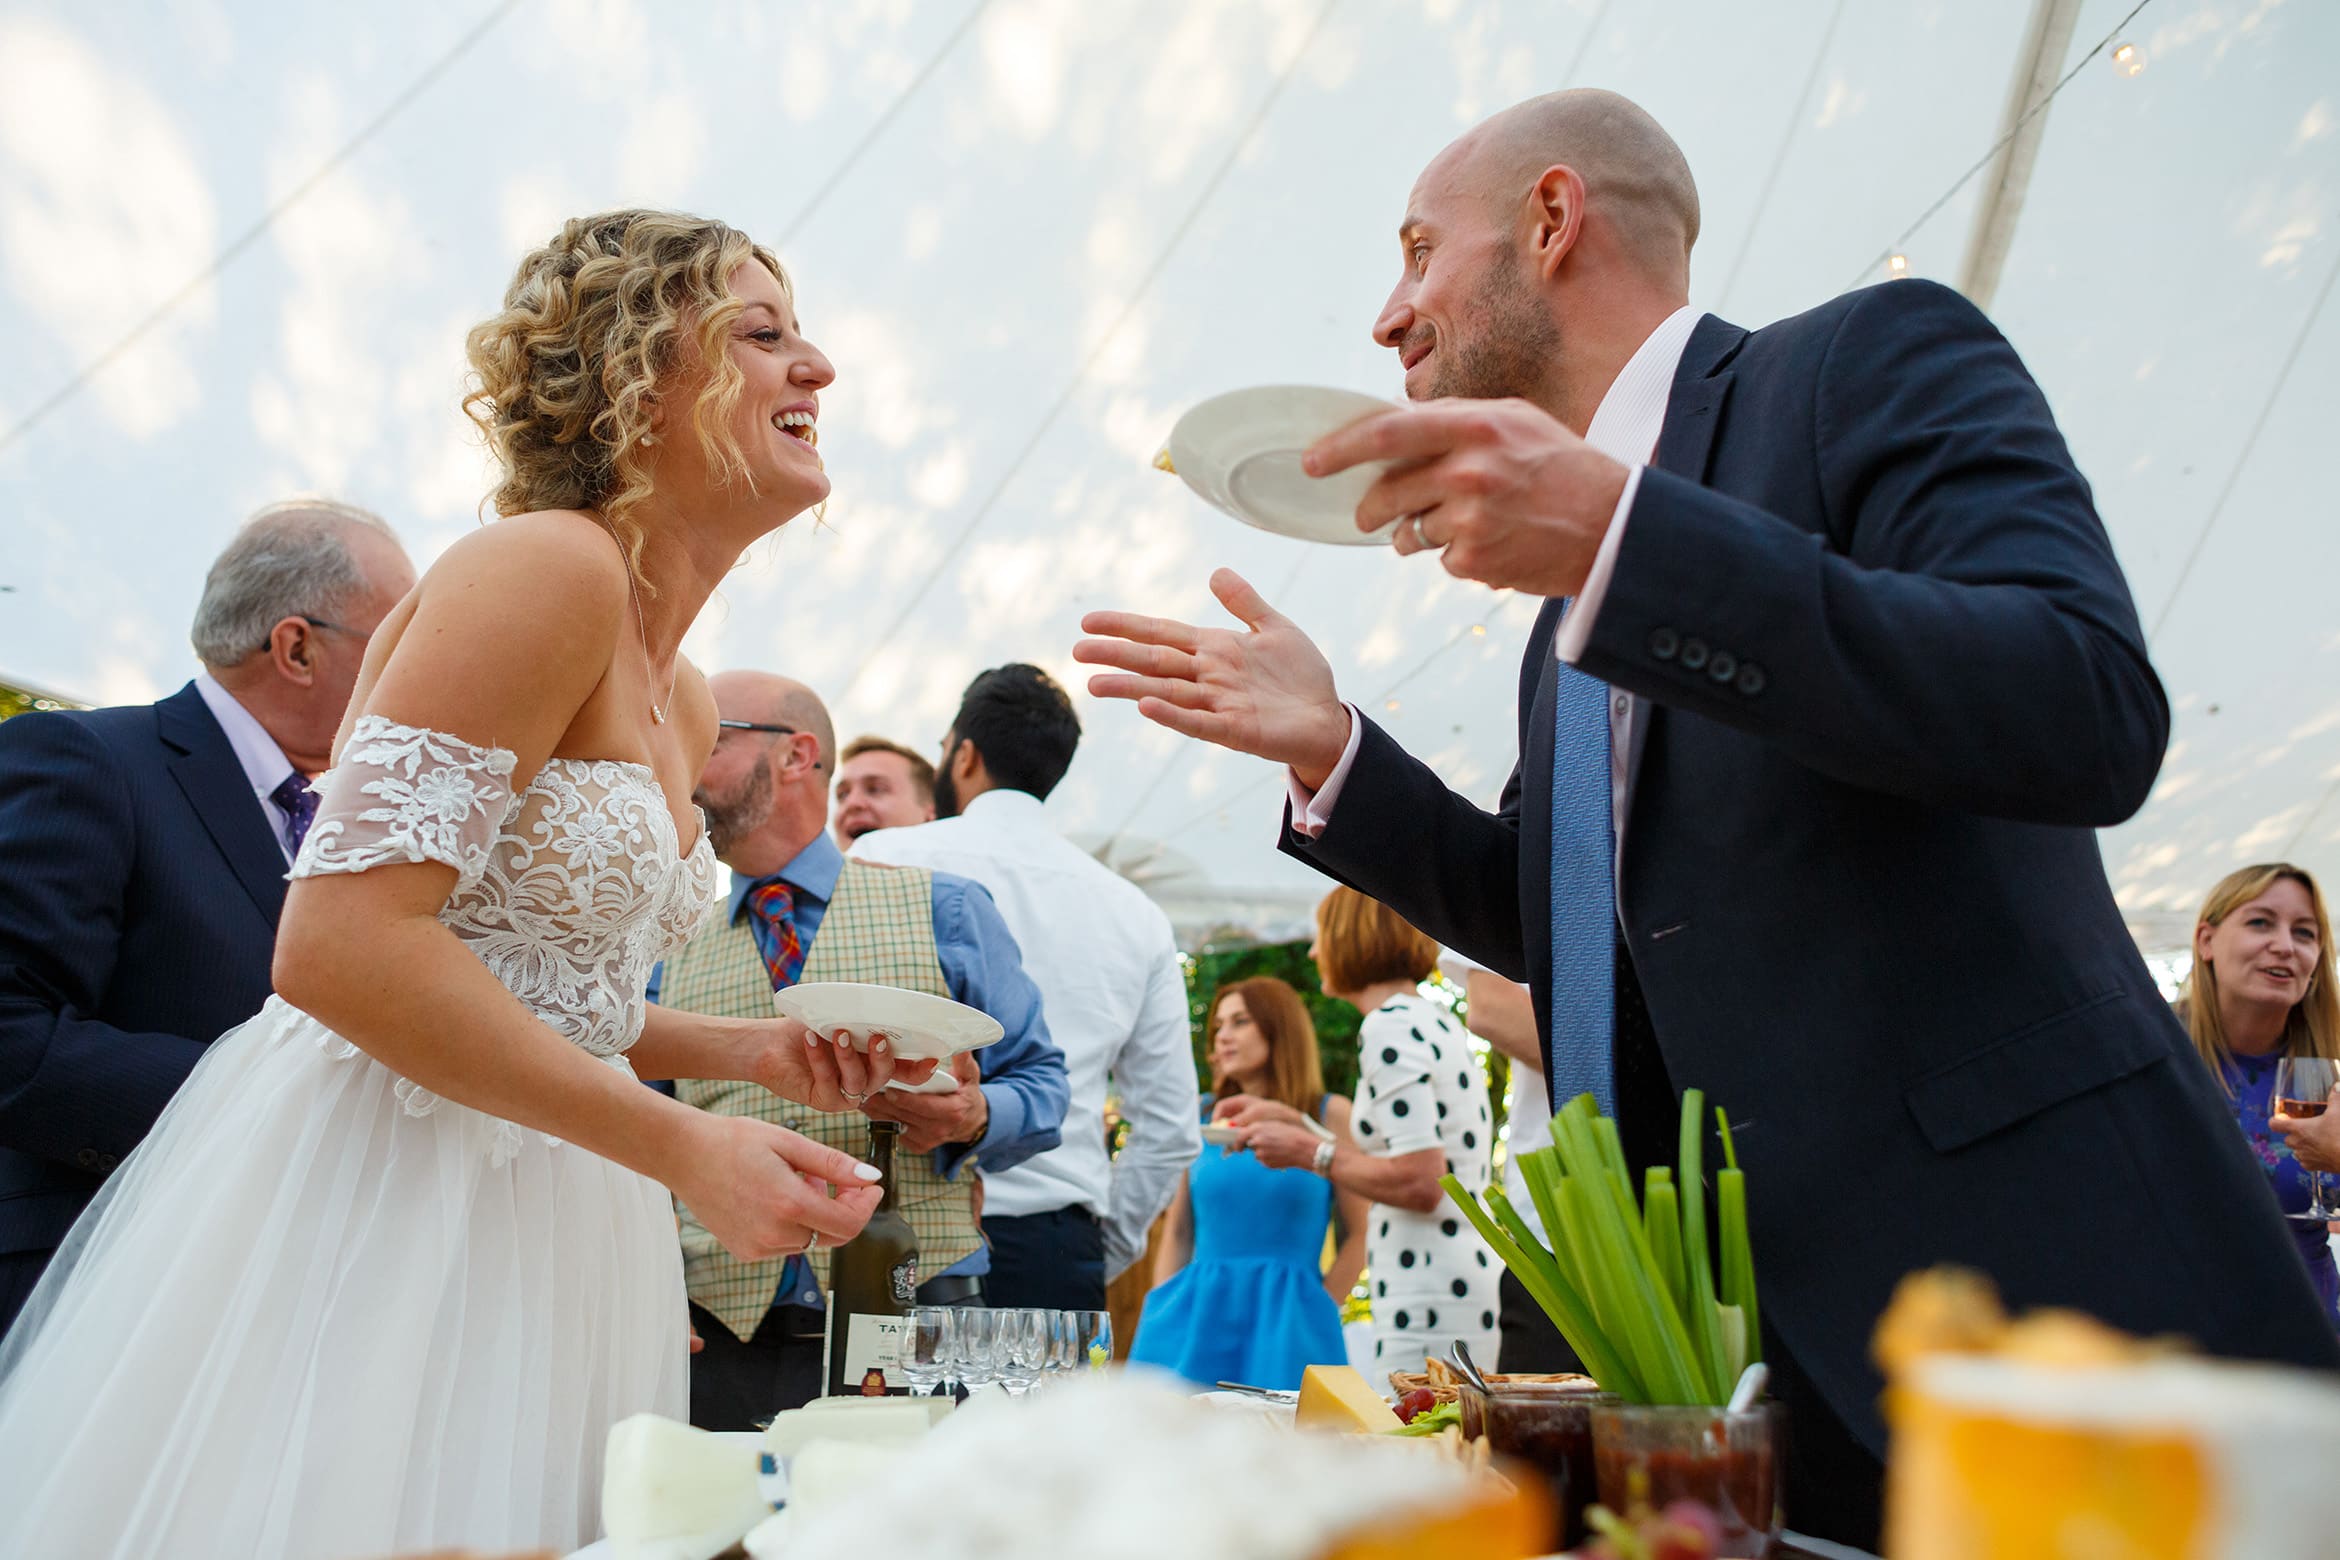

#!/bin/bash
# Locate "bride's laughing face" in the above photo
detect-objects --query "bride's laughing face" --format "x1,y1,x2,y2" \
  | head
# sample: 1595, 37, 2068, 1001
712, 259, 834, 514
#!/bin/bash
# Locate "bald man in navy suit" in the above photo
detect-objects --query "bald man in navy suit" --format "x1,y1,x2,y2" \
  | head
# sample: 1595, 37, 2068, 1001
1079, 90, 2340, 1546
0, 501, 412, 1330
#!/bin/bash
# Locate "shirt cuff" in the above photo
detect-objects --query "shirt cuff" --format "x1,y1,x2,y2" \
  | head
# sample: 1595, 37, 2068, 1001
1553, 462, 1643, 664
938, 1082, 1022, 1180
1285, 703, 1365, 840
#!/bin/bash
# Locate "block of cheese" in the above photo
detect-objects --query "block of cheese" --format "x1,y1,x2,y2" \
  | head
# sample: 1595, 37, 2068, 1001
1296, 1365, 1401, 1432
762, 1397, 935, 1459
601, 1413, 769, 1546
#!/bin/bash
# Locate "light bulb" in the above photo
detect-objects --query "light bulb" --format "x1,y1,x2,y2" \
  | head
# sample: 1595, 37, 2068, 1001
2111, 42, 2144, 77
1886, 251, 1910, 279
1385, 698, 1402, 713
1470, 623, 1487, 637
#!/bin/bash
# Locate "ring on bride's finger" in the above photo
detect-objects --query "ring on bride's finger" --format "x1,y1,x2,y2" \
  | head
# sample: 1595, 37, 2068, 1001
1404, 513, 1430, 549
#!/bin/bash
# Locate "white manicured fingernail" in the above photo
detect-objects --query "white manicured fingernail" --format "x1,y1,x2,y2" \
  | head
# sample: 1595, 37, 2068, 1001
854, 1162, 882, 1181
871, 1038, 888, 1056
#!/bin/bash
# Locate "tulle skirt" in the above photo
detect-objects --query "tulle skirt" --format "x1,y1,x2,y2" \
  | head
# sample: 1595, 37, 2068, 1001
0, 996, 687, 1558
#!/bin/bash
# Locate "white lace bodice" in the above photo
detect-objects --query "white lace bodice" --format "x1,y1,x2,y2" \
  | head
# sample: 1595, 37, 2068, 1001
292, 717, 721, 1066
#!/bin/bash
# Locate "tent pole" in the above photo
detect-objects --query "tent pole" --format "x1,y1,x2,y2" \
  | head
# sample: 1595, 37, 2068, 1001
1957, 0, 2087, 311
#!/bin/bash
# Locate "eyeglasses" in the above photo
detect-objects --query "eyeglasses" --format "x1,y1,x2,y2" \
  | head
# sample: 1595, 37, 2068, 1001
717, 720, 800, 737
254, 615, 362, 655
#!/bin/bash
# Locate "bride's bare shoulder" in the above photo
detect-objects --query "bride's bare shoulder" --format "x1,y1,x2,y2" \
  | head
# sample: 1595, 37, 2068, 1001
422, 511, 629, 611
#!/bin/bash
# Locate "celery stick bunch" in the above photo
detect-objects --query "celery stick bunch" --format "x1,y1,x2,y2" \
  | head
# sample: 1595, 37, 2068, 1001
1440, 1088, 1761, 1406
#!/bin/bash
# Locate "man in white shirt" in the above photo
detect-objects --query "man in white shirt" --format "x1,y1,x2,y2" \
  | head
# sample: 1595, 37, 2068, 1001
0, 499, 412, 1327
853, 664, 1201, 1310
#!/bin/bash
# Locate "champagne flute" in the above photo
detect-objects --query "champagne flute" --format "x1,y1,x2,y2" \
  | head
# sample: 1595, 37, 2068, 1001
1042, 1310, 1081, 1388
1075, 1308, 1114, 1370
997, 1309, 1048, 1396
902, 1305, 952, 1398
2272, 1055, 2340, 1221
955, 1307, 1001, 1394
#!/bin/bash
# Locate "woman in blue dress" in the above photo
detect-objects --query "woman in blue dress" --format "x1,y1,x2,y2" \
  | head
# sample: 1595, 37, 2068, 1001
2181, 862, 2340, 1325
1130, 977, 1365, 1389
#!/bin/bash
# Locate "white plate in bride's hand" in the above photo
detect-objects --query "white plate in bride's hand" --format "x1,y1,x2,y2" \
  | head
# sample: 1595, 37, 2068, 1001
1163, 385, 1405, 546
775, 983, 1004, 1064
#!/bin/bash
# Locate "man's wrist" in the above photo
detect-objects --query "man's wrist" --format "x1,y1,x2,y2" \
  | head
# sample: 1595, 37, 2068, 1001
1290, 703, 1355, 794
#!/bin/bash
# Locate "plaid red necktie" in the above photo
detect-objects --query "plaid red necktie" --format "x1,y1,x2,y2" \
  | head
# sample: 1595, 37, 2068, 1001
743, 878, 808, 990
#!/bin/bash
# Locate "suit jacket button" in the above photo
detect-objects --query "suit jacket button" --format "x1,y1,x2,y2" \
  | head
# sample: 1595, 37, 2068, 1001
75, 1148, 100, 1171
1679, 637, 1709, 671
1647, 627, 1680, 661
1735, 662, 1768, 697
1707, 650, 1738, 683
96, 1153, 118, 1172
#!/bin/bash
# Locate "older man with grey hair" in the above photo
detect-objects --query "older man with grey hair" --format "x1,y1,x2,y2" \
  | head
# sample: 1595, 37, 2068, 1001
0, 498, 414, 1330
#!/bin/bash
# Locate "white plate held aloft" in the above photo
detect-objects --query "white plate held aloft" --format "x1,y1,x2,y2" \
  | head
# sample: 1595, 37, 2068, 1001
1161, 385, 1403, 546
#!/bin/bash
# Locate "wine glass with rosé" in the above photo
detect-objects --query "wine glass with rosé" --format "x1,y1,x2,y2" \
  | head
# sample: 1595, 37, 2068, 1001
2272, 1055, 2340, 1221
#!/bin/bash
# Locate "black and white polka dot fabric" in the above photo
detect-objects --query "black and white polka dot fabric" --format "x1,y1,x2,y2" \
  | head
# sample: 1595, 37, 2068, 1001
1351, 993, 1497, 1386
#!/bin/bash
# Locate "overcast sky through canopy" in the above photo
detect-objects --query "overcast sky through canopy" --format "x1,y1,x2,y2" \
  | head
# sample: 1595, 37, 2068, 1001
1, 0, 2334, 950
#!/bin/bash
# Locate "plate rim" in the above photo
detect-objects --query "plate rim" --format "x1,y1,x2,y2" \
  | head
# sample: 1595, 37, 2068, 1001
1165, 383, 1403, 546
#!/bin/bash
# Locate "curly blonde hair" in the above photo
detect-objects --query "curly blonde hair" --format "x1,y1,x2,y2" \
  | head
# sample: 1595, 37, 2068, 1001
462, 209, 790, 586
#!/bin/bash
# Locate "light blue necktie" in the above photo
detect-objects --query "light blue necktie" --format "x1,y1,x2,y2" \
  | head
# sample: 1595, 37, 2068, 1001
1547, 600, 1616, 1116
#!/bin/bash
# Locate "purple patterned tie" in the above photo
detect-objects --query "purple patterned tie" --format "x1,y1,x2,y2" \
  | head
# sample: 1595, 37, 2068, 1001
270, 773, 319, 856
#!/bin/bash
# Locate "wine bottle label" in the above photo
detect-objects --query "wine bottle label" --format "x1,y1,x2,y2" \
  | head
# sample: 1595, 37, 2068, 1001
840, 1313, 911, 1394
890, 1256, 918, 1306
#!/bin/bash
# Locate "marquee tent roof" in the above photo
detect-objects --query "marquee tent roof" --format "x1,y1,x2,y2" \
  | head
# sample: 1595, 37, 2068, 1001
2, 0, 2333, 953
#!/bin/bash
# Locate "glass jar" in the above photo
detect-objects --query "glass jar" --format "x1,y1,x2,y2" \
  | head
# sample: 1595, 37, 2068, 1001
1459, 1381, 1613, 1550
1588, 1401, 1784, 1558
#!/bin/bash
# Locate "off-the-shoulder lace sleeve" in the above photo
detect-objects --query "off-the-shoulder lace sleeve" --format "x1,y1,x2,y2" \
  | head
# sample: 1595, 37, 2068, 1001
290, 716, 519, 890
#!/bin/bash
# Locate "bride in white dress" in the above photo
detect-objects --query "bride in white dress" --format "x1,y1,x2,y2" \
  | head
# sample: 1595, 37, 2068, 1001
0, 210, 927, 1557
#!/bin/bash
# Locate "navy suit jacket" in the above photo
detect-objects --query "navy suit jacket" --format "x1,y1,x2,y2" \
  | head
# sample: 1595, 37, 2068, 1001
1286, 280, 2340, 1452
0, 681, 282, 1277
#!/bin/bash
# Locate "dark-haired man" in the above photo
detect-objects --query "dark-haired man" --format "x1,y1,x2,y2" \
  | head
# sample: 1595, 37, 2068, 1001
855, 665, 1200, 1311
831, 735, 937, 848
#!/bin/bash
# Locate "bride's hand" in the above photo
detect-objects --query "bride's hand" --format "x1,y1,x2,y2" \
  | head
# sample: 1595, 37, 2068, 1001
671, 1114, 884, 1262
749, 1017, 939, 1111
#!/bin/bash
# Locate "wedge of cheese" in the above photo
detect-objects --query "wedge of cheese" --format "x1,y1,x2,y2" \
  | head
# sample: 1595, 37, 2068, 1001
1296, 1365, 1401, 1432
601, 1413, 769, 1548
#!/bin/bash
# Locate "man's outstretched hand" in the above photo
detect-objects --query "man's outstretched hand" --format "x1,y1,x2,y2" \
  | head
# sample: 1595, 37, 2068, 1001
1074, 569, 1352, 791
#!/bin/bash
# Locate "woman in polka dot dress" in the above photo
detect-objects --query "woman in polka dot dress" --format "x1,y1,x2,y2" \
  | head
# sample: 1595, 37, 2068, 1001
1221, 886, 1498, 1388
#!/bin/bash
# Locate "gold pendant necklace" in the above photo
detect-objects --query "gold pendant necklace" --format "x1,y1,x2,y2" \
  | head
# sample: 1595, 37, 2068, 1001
623, 564, 678, 725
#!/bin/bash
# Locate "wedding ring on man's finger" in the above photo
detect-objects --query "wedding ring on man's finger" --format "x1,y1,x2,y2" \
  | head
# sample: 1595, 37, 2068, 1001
1404, 513, 1431, 550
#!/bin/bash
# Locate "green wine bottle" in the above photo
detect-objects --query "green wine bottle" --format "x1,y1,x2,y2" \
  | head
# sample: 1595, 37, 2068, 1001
821, 1118, 919, 1398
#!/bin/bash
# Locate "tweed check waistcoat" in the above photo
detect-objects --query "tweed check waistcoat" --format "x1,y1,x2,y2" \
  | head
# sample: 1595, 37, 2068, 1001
665, 858, 981, 1342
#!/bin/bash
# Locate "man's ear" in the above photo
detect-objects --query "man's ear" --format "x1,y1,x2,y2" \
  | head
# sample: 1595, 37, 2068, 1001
270, 617, 319, 689
1529, 163, 1589, 284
